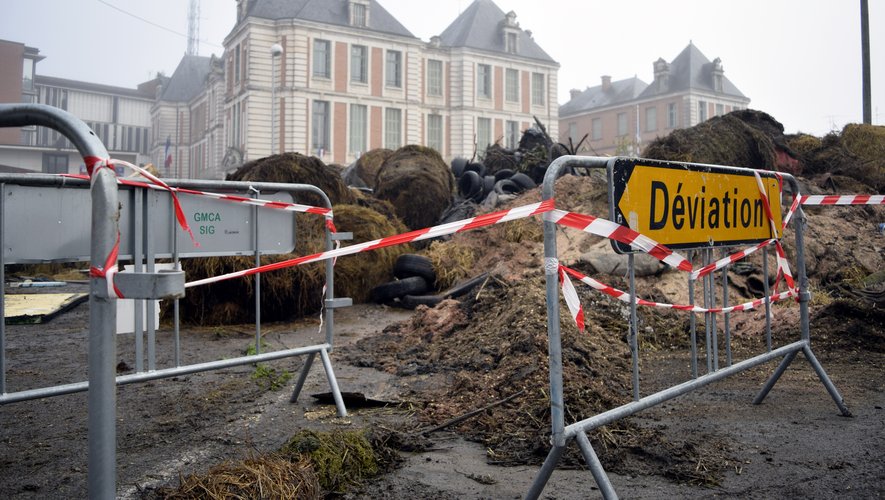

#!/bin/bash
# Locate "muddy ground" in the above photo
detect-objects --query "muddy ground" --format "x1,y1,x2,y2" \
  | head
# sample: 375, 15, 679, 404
0, 279, 882, 499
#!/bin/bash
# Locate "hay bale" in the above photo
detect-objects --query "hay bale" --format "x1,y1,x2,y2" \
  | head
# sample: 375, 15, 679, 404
160, 454, 321, 499
373, 145, 454, 230
331, 204, 412, 303
791, 124, 885, 191
350, 148, 393, 189
227, 152, 355, 207
643, 109, 783, 170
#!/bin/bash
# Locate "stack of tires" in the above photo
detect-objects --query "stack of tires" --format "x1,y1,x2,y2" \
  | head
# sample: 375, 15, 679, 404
451, 157, 537, 204
370, 254, 437, 307
370, 253, 489, 309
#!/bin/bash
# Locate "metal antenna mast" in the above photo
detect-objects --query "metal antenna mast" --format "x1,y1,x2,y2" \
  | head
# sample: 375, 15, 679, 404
187, 0, 200, 56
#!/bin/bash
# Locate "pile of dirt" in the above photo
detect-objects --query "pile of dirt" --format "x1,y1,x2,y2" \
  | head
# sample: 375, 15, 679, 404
374, 145, 454, 230
342, 274, 731, 483
642, 109, 798, 172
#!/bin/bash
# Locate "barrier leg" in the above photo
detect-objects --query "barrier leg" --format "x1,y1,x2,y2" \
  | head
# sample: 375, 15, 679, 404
290, 352, 316, 403
576, 431, 618, 499
525, 444, 565, 500
319, 348, 347, 417
802, 344, 852, 417
753, 350, 798, 405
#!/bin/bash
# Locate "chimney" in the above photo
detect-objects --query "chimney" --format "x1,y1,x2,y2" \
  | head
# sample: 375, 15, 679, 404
601, 75, 612, 91
569, 88, 582, 100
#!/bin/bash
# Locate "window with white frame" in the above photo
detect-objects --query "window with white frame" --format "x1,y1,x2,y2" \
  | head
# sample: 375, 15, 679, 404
617, 112, 627, 136
477, 64, 492, 99
313, 39, 331, 79
569, 122, 579, 142
351, 45, 368, 83
698, 100, 708, 122
349, 104, 367, 155
427, 59, 443, 97
427, 114, 443, 153
350, 2, 367, 27
505, 32, 518, 54
311, 100, 330, 155
531, 72, 545, 106
477, 117, 492, 152
667, 102, 677, 128
386, 50, 402, 88
645, 106, 657, 132
505, 68, 519, 103
385, 108, 402, 150
506, 120, 519, 149
591, 118, 602, 140
715, 103, 724, 116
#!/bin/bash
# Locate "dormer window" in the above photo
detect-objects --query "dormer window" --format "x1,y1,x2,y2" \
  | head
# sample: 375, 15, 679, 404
505, 32, 518, 54
502, 10, 520, 54
350, 0, 369, 28
712, 57, 724, 92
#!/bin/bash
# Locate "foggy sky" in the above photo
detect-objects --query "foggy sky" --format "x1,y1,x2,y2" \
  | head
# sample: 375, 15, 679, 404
2, 0, 882, 136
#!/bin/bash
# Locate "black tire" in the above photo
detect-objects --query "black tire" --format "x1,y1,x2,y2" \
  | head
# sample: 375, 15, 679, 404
399, 294, 445, 309
464, 162, 486, 178
482, 175, 495, 196
494, 179, 521, 195
451, 157, 468, 178
394, 254, 436, 284
458, 170, 483, 199
370, 276, 429, 303
510, 172, 537, 190
493, 168, 515, 182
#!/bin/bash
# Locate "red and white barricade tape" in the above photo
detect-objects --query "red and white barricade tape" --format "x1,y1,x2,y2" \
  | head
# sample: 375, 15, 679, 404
545, 209, 693, 272
558, 266, 585, 333
185, 199, 557, 288
801, 194, 885, 206
558, 265, 797, 332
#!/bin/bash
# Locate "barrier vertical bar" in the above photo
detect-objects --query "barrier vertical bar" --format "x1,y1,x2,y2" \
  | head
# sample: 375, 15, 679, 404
709, 248, 719, 371
688, 250, 698, 378
722, 249, 732, 367
132, 190, 145, 372
144, 189, 157, 371
89, 166, 119, 499
763, 247, 772, 352
171, 196, 181, 367
252, 187, 261, 353
704, 250, 713, 373
0, 183, 5, 395
628, 253, 640, 401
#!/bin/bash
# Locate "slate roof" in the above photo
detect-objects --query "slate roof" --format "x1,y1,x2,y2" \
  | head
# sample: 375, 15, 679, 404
438, 0, 556, 63
559, 77, 648, 117
244, 0, 414, 38
160, 55, 211, 102
637, 43, 746, 99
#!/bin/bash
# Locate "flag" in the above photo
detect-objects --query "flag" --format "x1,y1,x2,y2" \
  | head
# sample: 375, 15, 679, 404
164, 136, 173, 170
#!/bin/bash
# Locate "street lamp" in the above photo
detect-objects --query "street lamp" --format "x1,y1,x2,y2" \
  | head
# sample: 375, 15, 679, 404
270, 43, 283, 155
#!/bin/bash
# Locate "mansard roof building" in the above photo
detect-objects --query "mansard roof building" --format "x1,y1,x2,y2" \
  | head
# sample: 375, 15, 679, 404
559, 42, 750, 157
152, 0, 560, 179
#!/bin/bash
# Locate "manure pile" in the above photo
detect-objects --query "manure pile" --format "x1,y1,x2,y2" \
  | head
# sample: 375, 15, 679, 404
343, 274, 732, 483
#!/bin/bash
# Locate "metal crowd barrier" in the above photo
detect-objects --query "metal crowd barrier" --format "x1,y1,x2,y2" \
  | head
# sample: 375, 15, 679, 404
0, 103, 351, 498
528, 155, 851, 499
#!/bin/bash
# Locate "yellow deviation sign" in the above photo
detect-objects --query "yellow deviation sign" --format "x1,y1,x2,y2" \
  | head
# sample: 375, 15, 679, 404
611, 160, 783, 250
